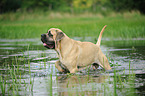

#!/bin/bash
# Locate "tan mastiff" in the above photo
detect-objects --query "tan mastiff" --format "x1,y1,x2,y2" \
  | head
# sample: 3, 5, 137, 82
41, 25, 111, 73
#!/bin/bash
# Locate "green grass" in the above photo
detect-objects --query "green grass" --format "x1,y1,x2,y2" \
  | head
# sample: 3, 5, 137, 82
0, 11, 145, 39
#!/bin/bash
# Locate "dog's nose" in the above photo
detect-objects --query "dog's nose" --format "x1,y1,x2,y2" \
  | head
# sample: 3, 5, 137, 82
41, 34, 46, 37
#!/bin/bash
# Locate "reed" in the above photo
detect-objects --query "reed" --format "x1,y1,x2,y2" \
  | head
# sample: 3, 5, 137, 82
0, 75, 6, 95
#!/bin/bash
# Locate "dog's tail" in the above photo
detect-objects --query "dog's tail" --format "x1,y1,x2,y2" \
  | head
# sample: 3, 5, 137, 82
96, 25, 107, 46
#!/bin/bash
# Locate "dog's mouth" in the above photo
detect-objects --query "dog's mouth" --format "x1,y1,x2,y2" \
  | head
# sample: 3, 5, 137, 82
41, 38, 55, 49
41, 34, 55, 49
43, 42, 55, 49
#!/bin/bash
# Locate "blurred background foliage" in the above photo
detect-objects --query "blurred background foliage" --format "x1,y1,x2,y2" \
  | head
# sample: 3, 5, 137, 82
0, 0, 145, 39
0, 0, 145, 14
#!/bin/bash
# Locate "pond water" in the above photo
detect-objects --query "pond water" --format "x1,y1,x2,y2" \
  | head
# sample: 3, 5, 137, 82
0, 37, 145, 96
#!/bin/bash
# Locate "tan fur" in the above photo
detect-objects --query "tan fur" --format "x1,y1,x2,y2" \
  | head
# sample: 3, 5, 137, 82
47, 26, 111, 73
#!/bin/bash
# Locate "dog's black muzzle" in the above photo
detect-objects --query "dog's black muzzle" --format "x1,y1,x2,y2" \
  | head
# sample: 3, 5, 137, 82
41, 34, 55, 49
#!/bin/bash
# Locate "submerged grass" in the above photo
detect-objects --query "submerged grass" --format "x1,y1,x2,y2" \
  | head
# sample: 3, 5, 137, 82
113, 64, 117, 96
0, 50, 137, 96
0, 48, 35, 95
0, 11, 145, 39
0, 75, 6, 95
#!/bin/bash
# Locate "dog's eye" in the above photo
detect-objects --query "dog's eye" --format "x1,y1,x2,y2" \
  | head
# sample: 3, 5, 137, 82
48, 31, 53, 37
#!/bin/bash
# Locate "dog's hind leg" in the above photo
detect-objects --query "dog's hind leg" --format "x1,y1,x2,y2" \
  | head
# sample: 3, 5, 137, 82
69, 67, 78, 73
92, 63, 99, 70
95, 55, 111, 70
67, 62, 79, 73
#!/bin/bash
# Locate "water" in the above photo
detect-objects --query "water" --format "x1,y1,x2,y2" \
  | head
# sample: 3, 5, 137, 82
0, 38, 145, 96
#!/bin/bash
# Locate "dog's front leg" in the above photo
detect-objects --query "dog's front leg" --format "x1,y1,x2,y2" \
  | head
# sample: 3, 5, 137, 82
55, 60, 69, 73
55, 60, 65, 72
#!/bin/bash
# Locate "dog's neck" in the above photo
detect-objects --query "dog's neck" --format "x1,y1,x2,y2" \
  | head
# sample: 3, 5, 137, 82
55, 35, 74, 60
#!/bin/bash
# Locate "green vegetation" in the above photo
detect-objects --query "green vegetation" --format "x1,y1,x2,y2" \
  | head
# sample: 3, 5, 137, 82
0, 56, 136, 95
0, 11, 145, 39
0, 0, 145, 14
0, 57, 34, 96
0, 0, 145, 39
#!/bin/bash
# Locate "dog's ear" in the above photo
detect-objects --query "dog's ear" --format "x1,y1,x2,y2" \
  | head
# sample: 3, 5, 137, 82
56, 32, 64, 41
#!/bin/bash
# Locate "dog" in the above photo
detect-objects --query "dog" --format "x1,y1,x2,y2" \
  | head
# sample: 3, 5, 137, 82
41, 25, 111, 73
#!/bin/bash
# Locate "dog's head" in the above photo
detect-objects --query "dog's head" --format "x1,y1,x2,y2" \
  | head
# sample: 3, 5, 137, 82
41, 28, 64, 49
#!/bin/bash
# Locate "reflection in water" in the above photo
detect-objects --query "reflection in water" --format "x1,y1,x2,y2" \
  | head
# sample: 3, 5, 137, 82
56, 75, 108, 96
